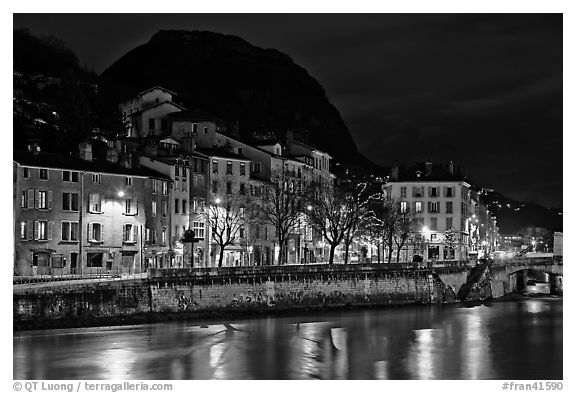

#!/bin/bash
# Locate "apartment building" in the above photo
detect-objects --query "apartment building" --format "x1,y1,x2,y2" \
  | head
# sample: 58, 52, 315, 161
13, 145, 170, 275
384, 162, 484, 262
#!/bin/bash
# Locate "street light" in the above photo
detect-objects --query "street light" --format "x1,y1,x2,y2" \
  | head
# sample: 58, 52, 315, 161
118, 191, 125, 197
215, 198, 221, 204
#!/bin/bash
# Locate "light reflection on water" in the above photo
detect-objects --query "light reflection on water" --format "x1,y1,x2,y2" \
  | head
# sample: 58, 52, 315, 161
13, 298, 562, 380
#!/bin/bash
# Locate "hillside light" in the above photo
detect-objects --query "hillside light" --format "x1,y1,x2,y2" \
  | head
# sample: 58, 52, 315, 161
307, 205, 313, 211
118, 191, 125, 197
215, 198, 221, 204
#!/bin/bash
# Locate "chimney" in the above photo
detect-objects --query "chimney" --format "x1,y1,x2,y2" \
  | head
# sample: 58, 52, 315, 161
230, 121, 240, 138
120, 152, 132, 169
285, 129, 294, 155
391, 166, 399, 181
106, 148, 119, 163
425, 161, 433, 176
448, 160, 454, 175
182, 134, 195, 154
79, 142, 92, 161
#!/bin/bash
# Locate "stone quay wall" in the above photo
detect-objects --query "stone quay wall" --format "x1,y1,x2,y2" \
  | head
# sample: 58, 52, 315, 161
14, 260, 561, 330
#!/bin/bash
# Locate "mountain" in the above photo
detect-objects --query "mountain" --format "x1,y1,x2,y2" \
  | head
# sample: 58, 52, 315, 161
478, 189, 562, 234
99, 29, 364, 166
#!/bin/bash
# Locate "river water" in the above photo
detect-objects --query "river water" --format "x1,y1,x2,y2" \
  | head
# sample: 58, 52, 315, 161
13, 297, 562, 380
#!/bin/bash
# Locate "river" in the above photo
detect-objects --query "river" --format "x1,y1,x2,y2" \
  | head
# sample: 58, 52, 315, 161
13, 297, 562, 380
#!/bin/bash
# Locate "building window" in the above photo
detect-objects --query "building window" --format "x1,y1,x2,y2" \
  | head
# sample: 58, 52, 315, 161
161, 119, 168, 132
62, 192, 79, 211
89, 193, 102, 213
62, 171, 79, 182
61, 221, 79, 241
239, 227, 245, 238
161, 227, 167, 244
203, 126, 208, 135
123, 224, 138, 243
429, 187, 438, 197
413, 186, 423, 198
126, 177, 133, 186
238, 147, 243, 156
445, 187, 454, 197
152, 179, 158, 194
23, 167, 30, 179
415, 201, 422, 213
88, 223, 102, 242
174, 199, 180, 214
151, 201, 157, 216
400, 201, 408, 213
239, 183, 246, 195
182, 200, 187, 215
192, 221, 205, 239
37, 190, 48, 209
428, 201, 440, 213
150, 229, 157, 244
125, 197, 137, 215
400, 187, 407, 198
34, 220, 50, 240
446, 201, 453, 214
211, 181, 218, 194
162, 181, 168, 195
226, 182, 232, 194
39, 169, 48, 180
92, 174, 101, 184
20, 221, 28, 240
253, 162, 261, 173
86, 252, 103, 268
20, 191, 27, 208
175, 166, 180, 177
149, 118, 155, 131
192, 123, 198, 134
212, 160, 218, 174
446, 217, 453, 230
226, 161, 233, 175
162, 202, 168, 217
431, 218, 438, 231
240, 162, 246, 176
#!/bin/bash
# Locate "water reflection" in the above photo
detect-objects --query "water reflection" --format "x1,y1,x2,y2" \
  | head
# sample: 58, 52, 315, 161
13, 298, 562, 380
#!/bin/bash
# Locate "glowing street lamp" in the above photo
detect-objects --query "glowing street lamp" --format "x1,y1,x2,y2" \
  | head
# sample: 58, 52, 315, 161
118, 191, 125, 197
215, 198, 221, 204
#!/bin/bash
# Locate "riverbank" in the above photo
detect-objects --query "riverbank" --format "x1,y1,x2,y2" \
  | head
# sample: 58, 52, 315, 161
13, 261, 562, 331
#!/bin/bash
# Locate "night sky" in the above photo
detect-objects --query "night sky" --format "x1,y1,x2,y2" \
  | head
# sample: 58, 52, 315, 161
13, 14, 563, 208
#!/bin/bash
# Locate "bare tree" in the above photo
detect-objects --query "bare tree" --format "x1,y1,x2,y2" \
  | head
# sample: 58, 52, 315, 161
393, 207, 415, 263
254, 170, 304, 265
341, 182, 376, 264
201, 177, 251, 267
443, 227, 458, 260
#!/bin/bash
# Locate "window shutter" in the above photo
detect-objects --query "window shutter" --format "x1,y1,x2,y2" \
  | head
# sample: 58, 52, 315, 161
34, 221, 39, 240
88, 223, 93, 241
35, 190, 40, 209
123, 225, 128, 242
100, 195, 105, 213
88, 194, 93, 213
133, 197, 138, 215
27, 190, 34, 209
27, 221, 33, 240
133, 225, 139, 242
47, 221, 53, 240
100, 225, 104, 243
437, 202, 441, 213
427, 202, 432, 213
47, 191, 53, 210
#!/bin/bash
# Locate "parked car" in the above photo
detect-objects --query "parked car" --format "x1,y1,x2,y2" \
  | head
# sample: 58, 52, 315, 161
523, 280, 551, 295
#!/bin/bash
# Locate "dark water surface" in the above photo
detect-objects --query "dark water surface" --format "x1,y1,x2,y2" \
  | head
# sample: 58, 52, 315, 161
13, 298, 562, 380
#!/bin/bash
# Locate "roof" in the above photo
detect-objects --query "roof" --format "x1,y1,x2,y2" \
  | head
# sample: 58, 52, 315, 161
390, 162, 467, 183
138, 86, 178, 97
13, 150, 171, 180
293, 139, 332, 158
129, 100, 187, 116
195, 147, 251, 161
